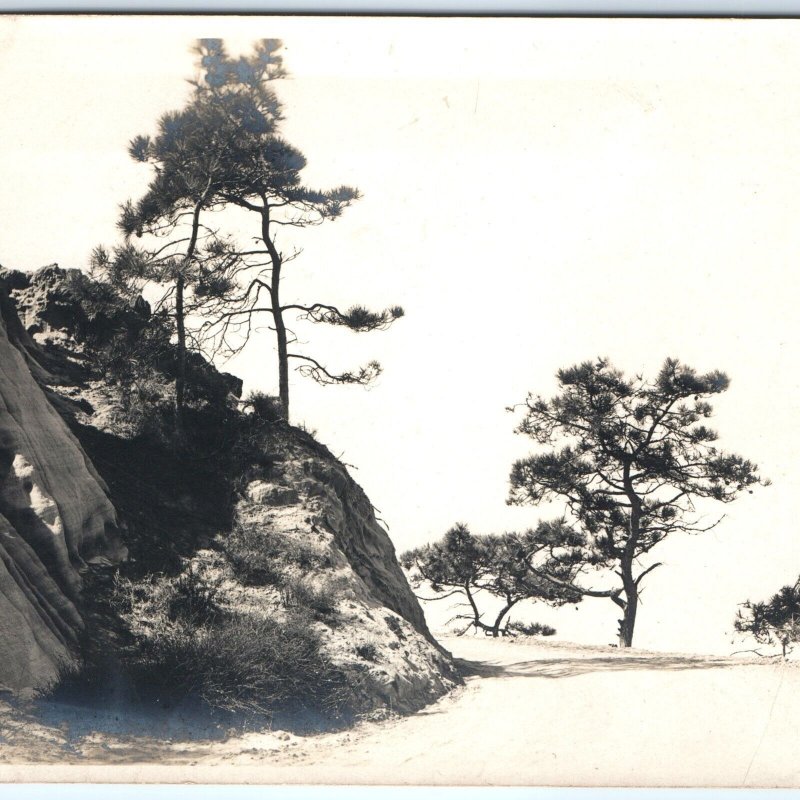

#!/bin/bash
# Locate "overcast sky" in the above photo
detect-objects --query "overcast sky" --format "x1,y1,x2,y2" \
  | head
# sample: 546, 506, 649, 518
2, 15, 800, 653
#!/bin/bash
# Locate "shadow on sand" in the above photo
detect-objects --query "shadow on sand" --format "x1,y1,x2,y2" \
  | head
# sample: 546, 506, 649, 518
456, 652, 741, 680
0, 692, 345, 765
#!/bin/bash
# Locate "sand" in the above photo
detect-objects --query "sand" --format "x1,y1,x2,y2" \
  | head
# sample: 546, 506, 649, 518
1, 634, 798, 786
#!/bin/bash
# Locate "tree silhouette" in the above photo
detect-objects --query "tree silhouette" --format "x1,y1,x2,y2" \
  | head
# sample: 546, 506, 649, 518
508, 357, 766, 647
735, 577, 800, 658
183, 38, 403, 419
401, 522, 582, 637
91, 75, 245, 434
95, 38, 402, 424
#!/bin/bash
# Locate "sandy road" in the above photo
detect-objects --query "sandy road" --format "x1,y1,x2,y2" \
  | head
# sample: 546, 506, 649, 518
1, 636, 798, 786
213, 636, 798, 787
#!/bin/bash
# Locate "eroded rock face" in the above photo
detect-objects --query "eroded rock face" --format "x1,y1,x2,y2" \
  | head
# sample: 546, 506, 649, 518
3, 264, 148, 345
0, 265, 456, 712
223, 428, 459, 713
0, 277, 125, 690
1, 265, 243, 401
297, 444, 434, 641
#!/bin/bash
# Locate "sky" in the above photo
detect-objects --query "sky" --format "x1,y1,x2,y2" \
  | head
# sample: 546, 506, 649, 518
1, 15, 800, 654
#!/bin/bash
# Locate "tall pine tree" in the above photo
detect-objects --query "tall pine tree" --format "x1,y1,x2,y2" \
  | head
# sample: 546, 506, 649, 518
508, 358, 766, 647
183, 38, 403, 419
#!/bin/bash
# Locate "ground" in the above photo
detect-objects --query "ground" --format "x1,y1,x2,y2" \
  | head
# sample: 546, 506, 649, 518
0, 635, 798, 787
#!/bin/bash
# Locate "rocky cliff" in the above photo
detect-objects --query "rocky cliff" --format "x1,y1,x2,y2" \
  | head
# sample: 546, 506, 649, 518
0, 266, 456, 716
0, 276, 125, 691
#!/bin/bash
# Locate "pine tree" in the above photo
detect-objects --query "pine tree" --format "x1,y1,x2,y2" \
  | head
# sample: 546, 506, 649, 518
401, 522, 582, 637
508, 357, 766, 647
91, 101, 242, 434
735, 577, 800, 658
182, 38, 403, 419
95, 37, 403, 426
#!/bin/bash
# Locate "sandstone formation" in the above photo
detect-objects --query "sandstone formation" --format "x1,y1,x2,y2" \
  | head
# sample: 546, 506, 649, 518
221, 428, 455, 713
0, 272, 125, 691
0, 266, 456, 714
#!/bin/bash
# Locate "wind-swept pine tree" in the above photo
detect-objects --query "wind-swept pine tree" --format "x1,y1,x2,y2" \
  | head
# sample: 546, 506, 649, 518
735, 576, 800, 658
508, 358, 766, 647
401, 522, 582, 637
181, 38, 404, 419
92, 102, 242, 434
96, 37, 403, 425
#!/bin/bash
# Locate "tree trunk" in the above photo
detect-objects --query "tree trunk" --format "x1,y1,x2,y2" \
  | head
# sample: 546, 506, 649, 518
617, 557, 638, 648
618, 461, 641, 648
274, 306, 289, 419
464, 583, 483, 634
175, 275, 186, 437
617, 599, 638, 648
261, 203, 289, 419
174, 192, 206, 439
491, 598, 518, 638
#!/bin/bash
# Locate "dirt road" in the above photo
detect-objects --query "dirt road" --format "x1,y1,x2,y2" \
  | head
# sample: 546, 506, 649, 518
1, 636, 798, 786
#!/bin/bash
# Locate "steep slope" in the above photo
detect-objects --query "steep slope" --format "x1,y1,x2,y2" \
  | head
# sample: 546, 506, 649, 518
0, 276, 125, 691
217, 425, 455, 713
0, 265, 457, 716
278, 429, 433, 639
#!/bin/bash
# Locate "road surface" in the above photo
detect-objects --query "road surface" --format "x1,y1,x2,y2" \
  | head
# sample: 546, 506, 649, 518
1, 636, 798, 786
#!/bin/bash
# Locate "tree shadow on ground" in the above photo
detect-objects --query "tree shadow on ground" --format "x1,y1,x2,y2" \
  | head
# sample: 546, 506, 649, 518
456, 653, 743, 680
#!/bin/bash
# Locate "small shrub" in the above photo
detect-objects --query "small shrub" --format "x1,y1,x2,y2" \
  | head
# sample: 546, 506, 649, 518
281, 580, 339, 619
225, 523, 325, 587
225, 525, 283, 587
167, 568, 221, 625
297, 421, 318, 439
384, 614, 407, 641
131, 611, 362, 719
355, 643, 379, 662
114, 371, 175, 440
247, 391, 284, 423
735, 577, 800, 658
46, 608, 366, 724
228, 393, 284, 490
507, 620, 556, 637
128, 625, 204, 704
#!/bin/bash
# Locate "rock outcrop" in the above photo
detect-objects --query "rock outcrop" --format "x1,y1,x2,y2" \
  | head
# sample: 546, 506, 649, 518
299, 450, 433, 639
0, 265, 456, 714
0, 273, 126, 691
220, 427, 455, 713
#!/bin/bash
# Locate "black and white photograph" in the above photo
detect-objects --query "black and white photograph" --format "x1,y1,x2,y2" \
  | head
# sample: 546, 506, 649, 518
0, 13, 798, 786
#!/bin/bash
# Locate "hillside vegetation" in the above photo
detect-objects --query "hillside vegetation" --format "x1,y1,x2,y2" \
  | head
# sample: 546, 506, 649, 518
0, 265, 457, 728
